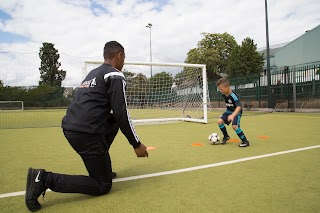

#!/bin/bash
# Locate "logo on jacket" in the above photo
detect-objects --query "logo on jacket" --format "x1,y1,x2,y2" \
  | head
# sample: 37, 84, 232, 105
80, 77, 97, 88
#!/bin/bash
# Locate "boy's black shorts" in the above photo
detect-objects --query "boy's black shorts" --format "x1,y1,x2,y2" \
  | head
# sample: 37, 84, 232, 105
220, 112, 242, 126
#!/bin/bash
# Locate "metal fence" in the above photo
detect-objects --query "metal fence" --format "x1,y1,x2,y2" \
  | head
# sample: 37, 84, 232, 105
208, 63, 320, 109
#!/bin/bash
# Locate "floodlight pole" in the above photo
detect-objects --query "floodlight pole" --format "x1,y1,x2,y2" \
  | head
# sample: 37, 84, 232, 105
146, 23, 153, 77
265, 0, 272, 108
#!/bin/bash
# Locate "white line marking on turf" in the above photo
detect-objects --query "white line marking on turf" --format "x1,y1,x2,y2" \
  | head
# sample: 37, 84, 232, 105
114, 145, 320, 182
1, 145, 320, 199
260, 114, 320, 119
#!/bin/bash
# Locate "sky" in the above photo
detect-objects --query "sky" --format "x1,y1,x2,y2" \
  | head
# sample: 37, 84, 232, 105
0, 0, 319, 87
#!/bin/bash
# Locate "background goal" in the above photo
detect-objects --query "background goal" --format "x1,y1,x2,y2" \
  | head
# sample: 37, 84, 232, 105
85, 61, 209, 124
0, 101, 24, 110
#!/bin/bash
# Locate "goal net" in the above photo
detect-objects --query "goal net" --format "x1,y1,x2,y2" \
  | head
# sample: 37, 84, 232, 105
0, 101, 24, 110
85, 61, 209, 124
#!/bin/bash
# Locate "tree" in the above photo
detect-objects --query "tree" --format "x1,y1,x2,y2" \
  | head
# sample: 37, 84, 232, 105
123, 70, 151, 107
123, 69, 135, 80
185, 32, 237, 81
150, 72, 173, 103
0, 86, 27, 101
226, 37, 264, 78
174, 71, 185, 86
24, 84, 67, 107
39, 42, 66, 87
150, 72, 173, 92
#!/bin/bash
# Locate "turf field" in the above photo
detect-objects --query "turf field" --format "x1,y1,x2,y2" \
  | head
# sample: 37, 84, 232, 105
0, 111, 320, 212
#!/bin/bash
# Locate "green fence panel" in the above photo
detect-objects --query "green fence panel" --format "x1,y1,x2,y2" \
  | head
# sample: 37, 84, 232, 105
208, 62, 320, 108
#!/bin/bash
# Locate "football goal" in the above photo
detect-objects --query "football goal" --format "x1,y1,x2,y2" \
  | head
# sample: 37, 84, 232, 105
85, 61, 209, 124
0, 101, 24, 110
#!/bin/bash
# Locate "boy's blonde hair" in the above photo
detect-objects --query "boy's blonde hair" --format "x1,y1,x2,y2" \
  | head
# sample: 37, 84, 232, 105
216, 77, 230, 87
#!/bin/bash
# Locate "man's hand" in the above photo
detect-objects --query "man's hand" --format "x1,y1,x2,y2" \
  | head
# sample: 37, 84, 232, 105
134, 143, 149, 158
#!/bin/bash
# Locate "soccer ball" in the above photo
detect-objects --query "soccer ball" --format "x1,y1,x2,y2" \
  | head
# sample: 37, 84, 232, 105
208, 133, 220, 145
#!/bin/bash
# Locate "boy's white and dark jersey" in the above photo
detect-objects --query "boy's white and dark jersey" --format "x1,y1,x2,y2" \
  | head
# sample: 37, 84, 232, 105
62, 63, 141, 148
222, 91, 243, 114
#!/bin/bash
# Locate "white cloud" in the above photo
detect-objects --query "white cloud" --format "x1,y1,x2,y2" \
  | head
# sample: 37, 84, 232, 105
0, 0, 319, 86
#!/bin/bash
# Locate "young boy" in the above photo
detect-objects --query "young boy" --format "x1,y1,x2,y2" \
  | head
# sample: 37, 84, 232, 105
216, 77, 250, 147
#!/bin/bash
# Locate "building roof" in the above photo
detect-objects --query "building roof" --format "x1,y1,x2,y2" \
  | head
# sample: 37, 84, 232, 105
258, 42, 288, 58
274, 24, 320, 54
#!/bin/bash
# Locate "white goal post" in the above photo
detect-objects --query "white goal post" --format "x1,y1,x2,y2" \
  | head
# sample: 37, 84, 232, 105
0, 101, 24, 110
84, 61, 209, 124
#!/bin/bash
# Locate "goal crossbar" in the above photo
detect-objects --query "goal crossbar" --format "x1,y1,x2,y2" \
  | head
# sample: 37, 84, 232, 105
86, 61, 206, 68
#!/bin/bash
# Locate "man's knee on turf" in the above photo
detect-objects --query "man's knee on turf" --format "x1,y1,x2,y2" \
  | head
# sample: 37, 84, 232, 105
98, 182, 112, 195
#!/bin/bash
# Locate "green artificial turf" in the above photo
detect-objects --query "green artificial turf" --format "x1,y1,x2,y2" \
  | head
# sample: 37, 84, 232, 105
0, 112, 320, 212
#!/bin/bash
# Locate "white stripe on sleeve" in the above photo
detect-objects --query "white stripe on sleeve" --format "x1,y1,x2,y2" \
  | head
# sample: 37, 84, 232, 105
121, 79, 140, 142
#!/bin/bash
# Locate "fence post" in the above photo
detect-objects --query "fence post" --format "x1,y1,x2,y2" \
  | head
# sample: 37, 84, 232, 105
292, 66, 296, 112
284, 66, 290, 107
257, 72, 261, 108
312, 64, 316, 99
